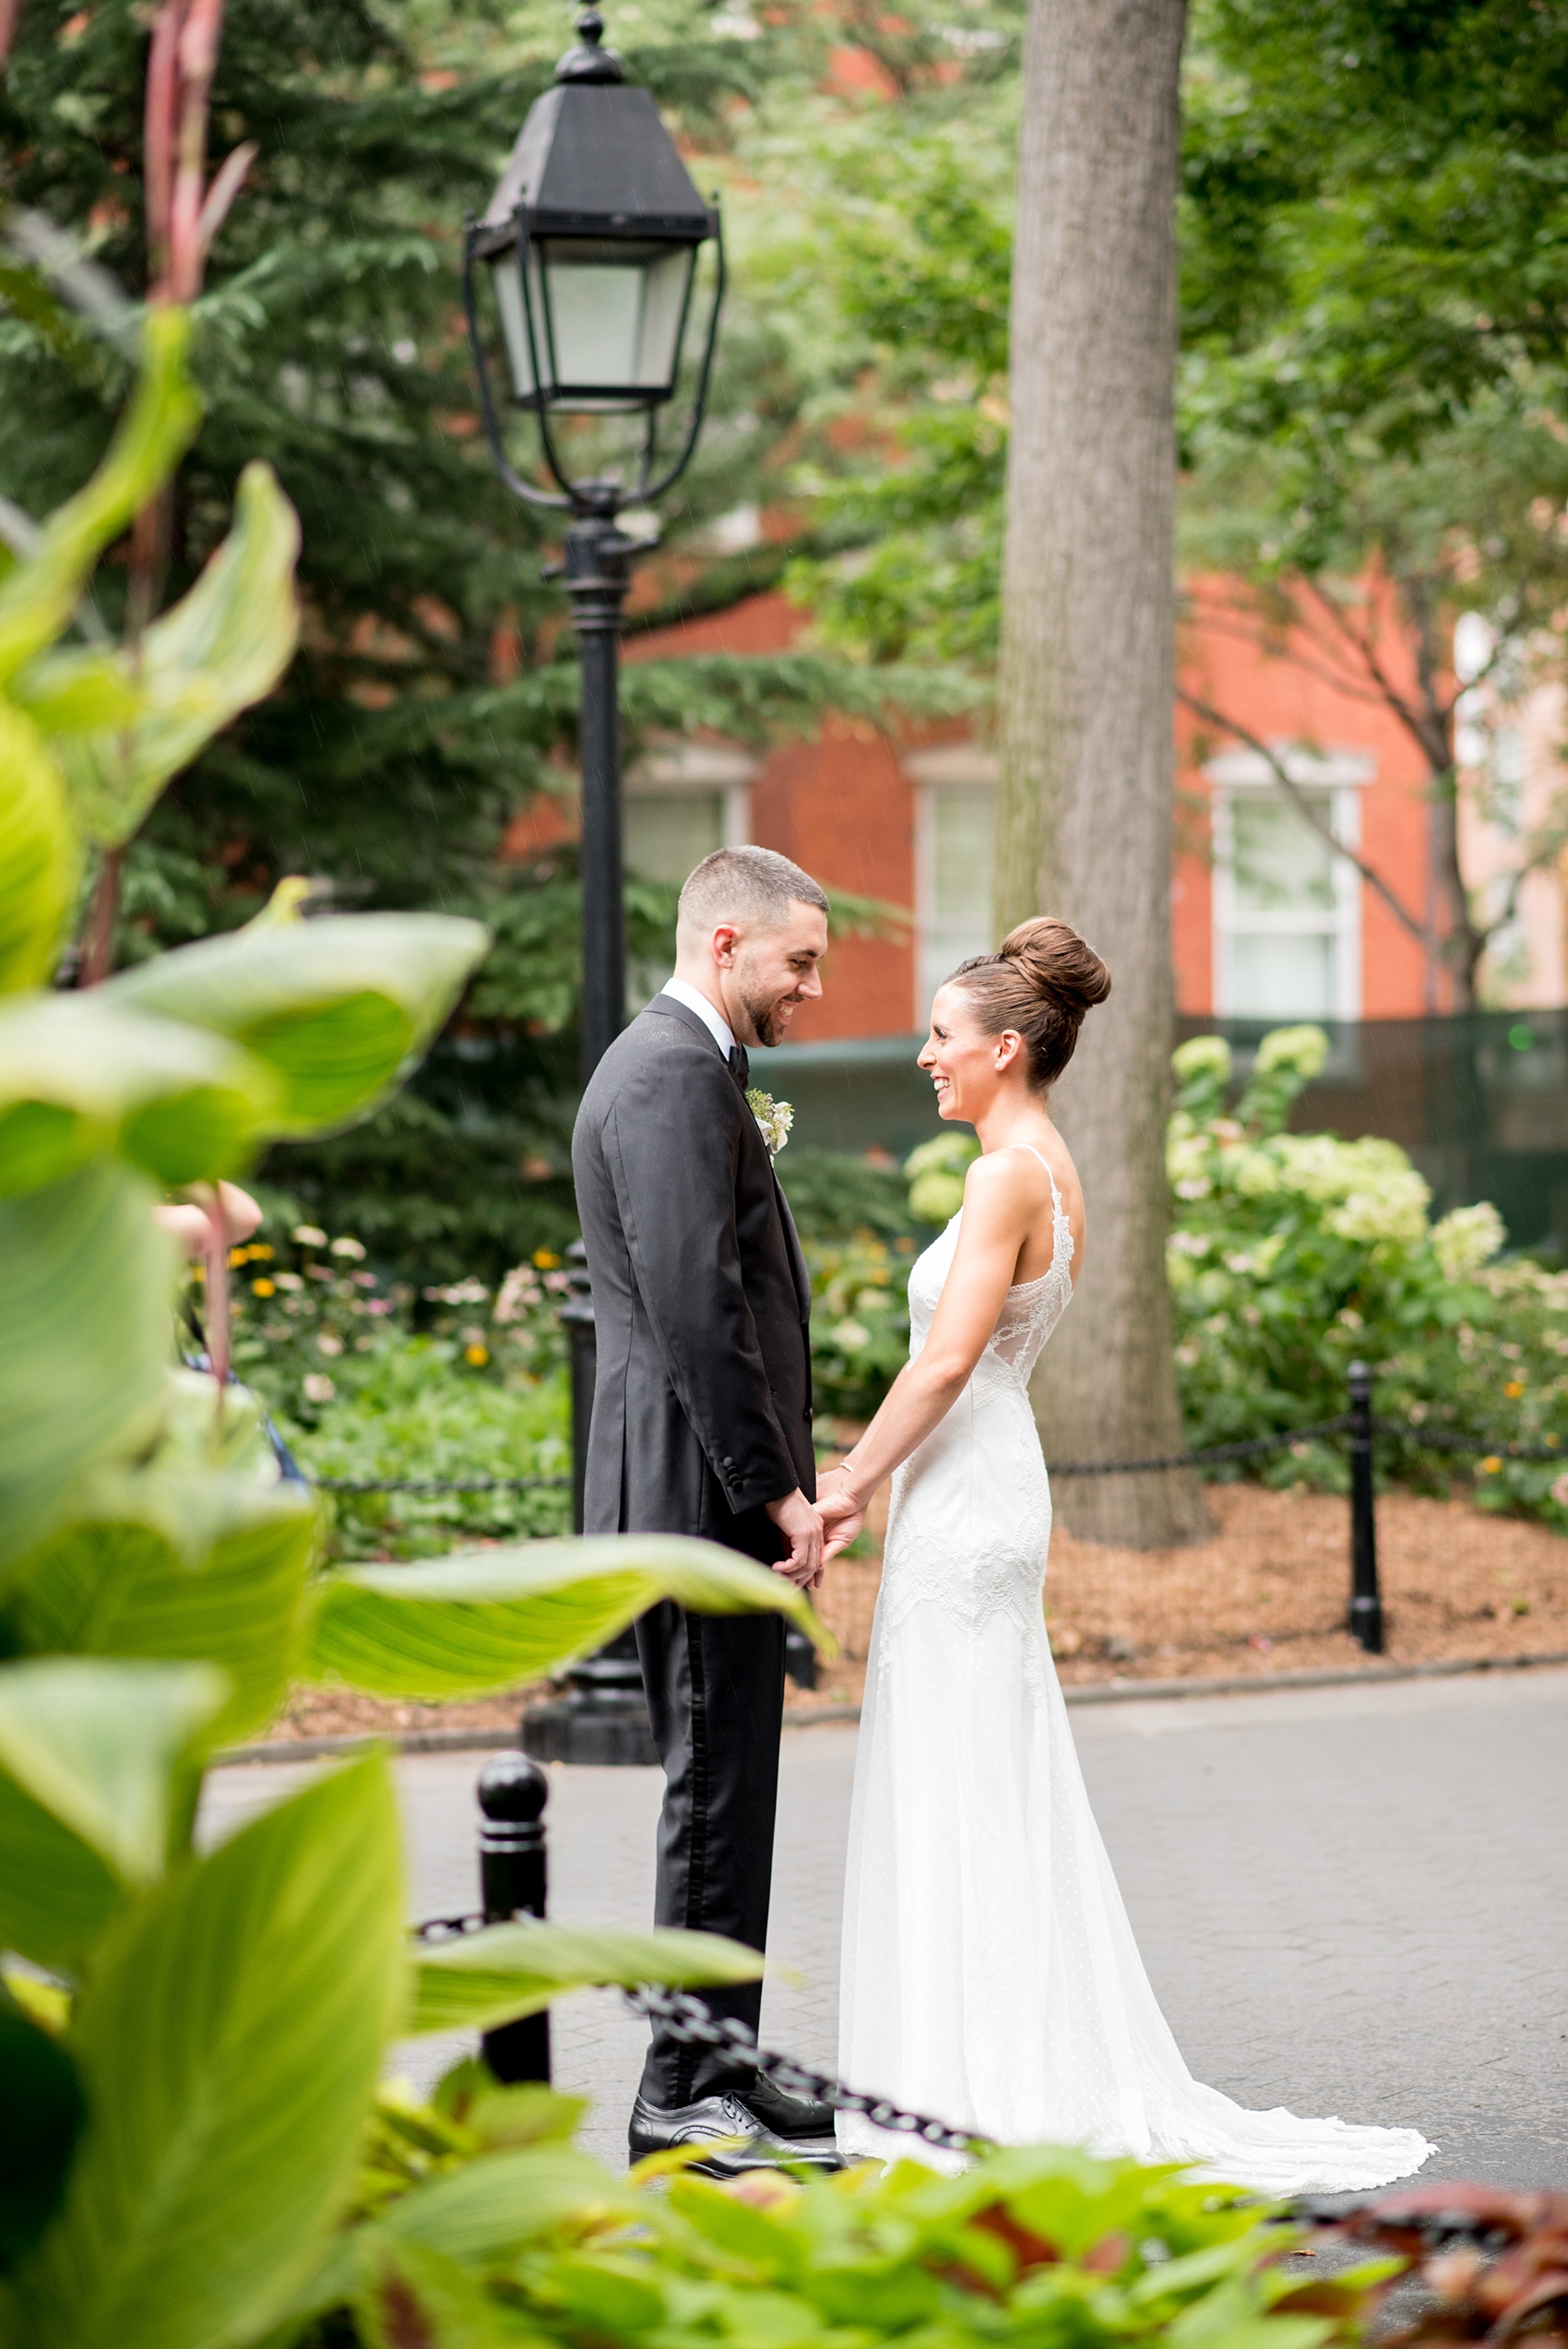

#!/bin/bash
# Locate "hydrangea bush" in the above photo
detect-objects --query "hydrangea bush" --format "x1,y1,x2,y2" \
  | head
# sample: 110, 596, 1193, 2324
1169, 1028, 1568, 1525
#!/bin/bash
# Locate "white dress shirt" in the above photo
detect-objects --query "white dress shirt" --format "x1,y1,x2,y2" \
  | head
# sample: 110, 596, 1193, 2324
659, 974, 736, 1058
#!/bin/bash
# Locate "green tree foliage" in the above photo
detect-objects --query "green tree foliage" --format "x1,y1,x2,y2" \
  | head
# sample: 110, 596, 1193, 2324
0, 0, 948, 1270
788, 1, 1568, 1007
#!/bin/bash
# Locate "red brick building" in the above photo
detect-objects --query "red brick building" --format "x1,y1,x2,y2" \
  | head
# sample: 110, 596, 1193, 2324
503, 576, 1568, 1038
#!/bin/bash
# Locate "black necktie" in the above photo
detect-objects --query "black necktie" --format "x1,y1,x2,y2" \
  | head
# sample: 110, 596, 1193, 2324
728, 1043, 750, 1091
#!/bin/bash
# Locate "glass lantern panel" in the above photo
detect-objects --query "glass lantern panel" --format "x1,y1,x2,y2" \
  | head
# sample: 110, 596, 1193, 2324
546, 256, 644, 390
493, 247, 546, 402
634, 247, 696, 389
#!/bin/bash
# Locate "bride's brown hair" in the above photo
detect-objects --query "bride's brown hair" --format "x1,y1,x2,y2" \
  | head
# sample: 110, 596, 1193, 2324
948, 916, 1111, 1091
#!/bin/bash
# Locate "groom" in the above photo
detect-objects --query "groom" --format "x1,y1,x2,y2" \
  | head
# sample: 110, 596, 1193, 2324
571, 845, 842, 2172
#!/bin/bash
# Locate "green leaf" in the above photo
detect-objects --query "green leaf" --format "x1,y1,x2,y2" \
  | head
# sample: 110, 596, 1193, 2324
16, 1752, 404, 2349
291, 2147, 636, 2320
0, 1159, 172, 1580
18, 463, 302, 850
0, 309, 201, 686
305, 1535, 827, 1699
410, 1920, 766, 2035
0, 1989, 88, 2274
0, 698, 80, 996
12, 1464, 319, 1744
0, 1771, 123, 1970
0, 1656, 226, 1887
350, 2233, 531, 2349
105, 910, 492, 1137
0, 991, 280, 1195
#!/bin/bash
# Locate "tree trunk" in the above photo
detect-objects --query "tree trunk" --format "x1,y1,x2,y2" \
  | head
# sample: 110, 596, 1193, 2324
996, 0, 1209, 1545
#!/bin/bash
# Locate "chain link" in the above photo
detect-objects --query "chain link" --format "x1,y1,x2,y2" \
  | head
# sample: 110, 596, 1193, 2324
622, 1985, 989, 2154
406, 1914, 980, 2152
318, 1473, 573, 1496
1372, 1420, 1566, 1463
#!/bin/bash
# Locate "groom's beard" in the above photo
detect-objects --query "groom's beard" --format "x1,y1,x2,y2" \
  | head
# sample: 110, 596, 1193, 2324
738, 984, 796, 1049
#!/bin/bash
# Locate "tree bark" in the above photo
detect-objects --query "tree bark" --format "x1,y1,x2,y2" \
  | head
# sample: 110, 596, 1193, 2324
997, 0, 1209, 1544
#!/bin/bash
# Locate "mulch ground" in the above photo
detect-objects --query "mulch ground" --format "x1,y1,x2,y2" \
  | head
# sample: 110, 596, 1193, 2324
263, 1483, 1568, 1744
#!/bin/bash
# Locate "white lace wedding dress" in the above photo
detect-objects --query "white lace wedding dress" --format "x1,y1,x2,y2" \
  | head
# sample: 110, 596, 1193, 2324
836, 1151, 1434, 2192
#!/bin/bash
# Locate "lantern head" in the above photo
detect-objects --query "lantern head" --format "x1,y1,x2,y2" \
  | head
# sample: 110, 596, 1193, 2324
475, 10, 716, 415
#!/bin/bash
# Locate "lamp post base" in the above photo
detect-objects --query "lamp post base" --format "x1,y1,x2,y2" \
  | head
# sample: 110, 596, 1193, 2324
520, 1625, 659, 1766
520, 1691, 659, 1767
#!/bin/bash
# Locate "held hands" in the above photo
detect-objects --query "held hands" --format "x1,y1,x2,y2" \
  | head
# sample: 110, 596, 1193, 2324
814, 1463, 867, 1564
765, 1487, 824, 1591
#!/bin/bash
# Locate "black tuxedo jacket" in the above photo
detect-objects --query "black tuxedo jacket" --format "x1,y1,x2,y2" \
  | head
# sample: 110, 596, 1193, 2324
571, 994, 814, 1564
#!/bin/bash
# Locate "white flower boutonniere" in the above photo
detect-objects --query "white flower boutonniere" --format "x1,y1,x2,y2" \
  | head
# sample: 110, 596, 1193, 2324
746, 1087, 794, 1157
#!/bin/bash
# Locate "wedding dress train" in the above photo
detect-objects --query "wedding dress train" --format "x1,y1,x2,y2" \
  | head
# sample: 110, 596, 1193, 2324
836, 1155, 1434, 2193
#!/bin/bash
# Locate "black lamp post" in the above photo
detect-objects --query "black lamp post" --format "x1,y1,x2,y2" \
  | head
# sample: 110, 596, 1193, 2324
464, 1, 723, 1080
464, 6, 723, 1762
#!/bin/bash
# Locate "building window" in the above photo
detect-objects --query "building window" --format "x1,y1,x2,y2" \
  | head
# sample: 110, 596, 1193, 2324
1207, 745, 1370, 1021
909, 748, 997, 1025
623, 743, 754, 1006
624, 793, 728, 888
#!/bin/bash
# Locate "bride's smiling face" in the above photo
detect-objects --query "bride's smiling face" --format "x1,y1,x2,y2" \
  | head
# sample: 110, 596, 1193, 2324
919, 984, 1021, 1122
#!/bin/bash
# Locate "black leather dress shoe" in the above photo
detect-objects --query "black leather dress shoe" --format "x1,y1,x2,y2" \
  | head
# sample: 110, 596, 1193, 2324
628, 2091, 844, 2177
740, 2074, 838, 2140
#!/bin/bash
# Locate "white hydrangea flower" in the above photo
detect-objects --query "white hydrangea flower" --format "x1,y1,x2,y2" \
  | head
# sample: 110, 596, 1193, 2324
1431, 1200, 1506, 1282
1276, 1134, 1431, 1244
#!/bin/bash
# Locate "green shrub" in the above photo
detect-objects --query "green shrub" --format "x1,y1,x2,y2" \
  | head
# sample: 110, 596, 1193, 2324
291, 2101, 1389, 2349
1168, 1028, 1568, 1523
779, 1147, 923, 1244
807, 1235, 915, 1424
210, 1225, 574, 1556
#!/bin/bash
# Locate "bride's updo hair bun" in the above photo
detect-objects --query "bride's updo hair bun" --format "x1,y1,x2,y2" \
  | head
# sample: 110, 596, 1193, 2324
948, 915, 1111, 1090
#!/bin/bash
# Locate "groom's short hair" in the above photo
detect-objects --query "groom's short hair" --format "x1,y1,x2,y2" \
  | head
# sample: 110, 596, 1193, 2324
677, 846, 828, 943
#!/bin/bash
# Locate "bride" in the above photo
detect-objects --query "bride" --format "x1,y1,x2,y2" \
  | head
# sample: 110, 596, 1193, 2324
814, 915, 1433, 2194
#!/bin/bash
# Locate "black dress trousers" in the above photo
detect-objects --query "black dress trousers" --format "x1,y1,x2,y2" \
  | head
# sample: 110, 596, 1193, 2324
635, 1602, 786, 2103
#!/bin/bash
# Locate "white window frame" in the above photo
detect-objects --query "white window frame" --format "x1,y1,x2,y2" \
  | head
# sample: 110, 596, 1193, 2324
623, 739, 754, 859
908, 746, 998, 1029
1206, 744, 1372, 1023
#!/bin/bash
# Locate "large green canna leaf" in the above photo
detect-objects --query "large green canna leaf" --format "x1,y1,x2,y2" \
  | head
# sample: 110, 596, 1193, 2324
0, 699, 80, 996
16, 463, 302, 851
410, 1920, 766, 2035
0, 310, 201, 686
0, 1770, 125, 1971
106, 909, 491, 1136
13, 1466, 319, 1744
0, 1160, 172, 1580
305, 1536, 828, 1700
17, 1753, 404, 2349
0, 309, 201, 686
0, 992, 280, 1196
0, 1656, 226, 1888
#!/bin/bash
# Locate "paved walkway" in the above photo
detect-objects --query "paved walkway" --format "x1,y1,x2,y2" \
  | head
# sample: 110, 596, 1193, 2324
205, 1665, 1568, 2184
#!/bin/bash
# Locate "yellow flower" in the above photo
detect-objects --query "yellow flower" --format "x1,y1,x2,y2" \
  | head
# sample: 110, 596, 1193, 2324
465, 1342, 490, 1366
1504, 1379, 1525, 1399
1481, 1456, 1503, 1475
250, 1243, 275, 1260
532, 1248, 561, 1269
252, 1278, 276, 1297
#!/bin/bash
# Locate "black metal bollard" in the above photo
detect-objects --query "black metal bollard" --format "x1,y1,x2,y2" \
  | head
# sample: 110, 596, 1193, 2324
1347, 1360, 1384, 1655
478, 1751, 552, 2083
